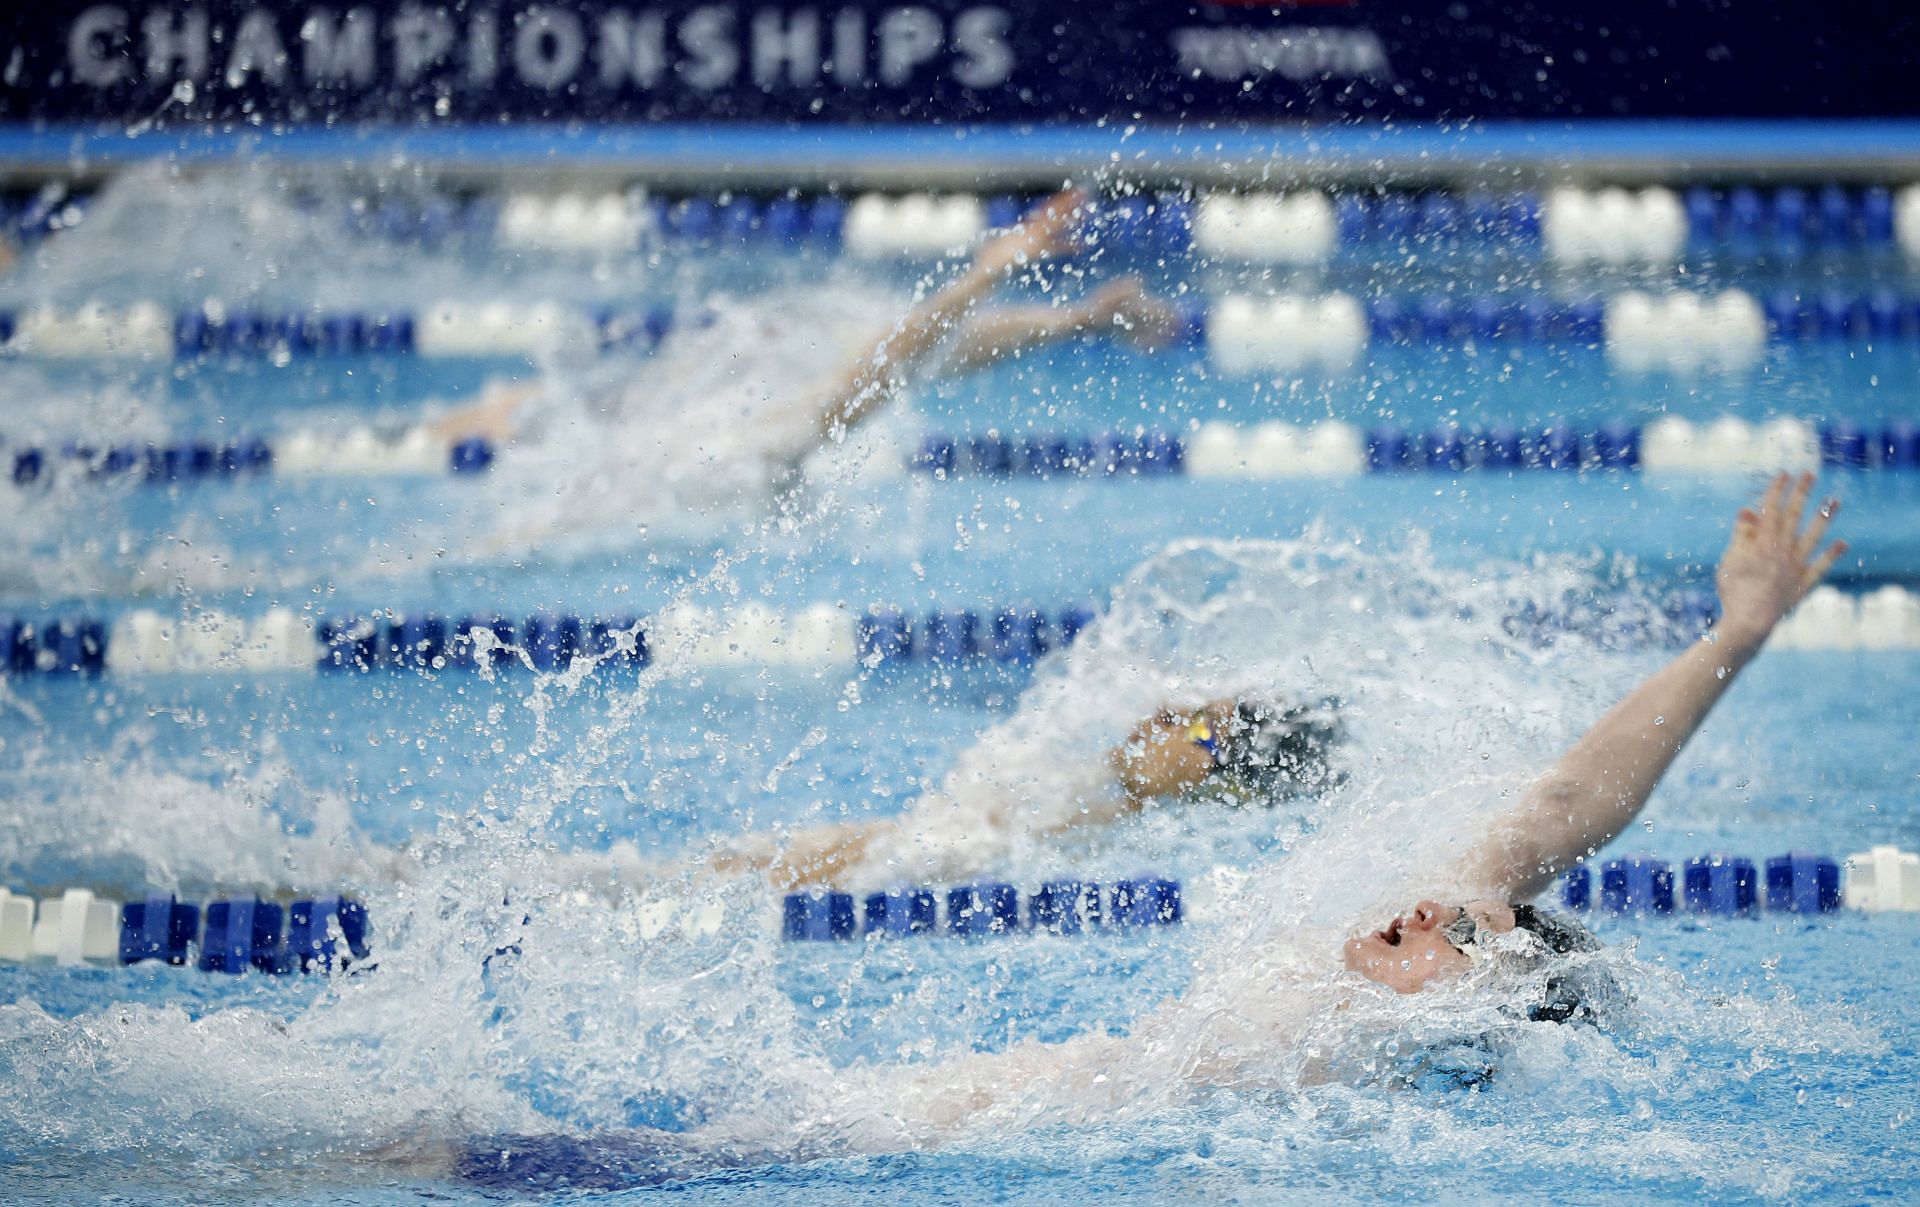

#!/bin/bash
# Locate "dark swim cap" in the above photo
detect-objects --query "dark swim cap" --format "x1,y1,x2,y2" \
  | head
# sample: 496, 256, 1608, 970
1206, 697, 1345, 804
1509, 904, 1608, 1024
1397, 907, 1614, 1091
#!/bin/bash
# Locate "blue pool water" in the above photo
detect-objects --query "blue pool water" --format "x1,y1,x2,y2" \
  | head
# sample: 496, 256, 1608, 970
1, 171, 1918, 1203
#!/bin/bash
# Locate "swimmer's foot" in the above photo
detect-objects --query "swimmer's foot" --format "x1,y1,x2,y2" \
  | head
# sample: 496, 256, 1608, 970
1086, 277, 1184, 353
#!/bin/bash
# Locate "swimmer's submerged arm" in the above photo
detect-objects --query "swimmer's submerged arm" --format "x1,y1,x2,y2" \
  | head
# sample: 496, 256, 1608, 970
1465, 473, 1847, 899
880, 1030, 1130, 1137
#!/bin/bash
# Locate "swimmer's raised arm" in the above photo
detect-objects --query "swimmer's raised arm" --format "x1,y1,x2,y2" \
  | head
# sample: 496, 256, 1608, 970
1462, 472, 1847, 899
814, 189, 1085, 441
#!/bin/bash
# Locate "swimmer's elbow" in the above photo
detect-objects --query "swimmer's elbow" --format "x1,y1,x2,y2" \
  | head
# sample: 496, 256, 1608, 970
1522, 775, 1588, 828
1472, 780, 1586, 895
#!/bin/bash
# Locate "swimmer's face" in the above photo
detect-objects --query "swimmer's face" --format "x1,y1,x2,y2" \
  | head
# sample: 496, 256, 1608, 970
1111, 699, 1239, 800
1342, 900, 1517, 994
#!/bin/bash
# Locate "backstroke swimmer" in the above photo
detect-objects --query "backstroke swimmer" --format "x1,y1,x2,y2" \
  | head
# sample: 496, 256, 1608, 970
525, 691, 1344, 900
422, 189, 1185, 534
708, 695, 1347, 890
411, 475, 1844, 1187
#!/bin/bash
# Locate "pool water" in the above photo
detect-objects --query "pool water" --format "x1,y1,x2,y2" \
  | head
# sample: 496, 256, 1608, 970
1, 171, 1917, 1204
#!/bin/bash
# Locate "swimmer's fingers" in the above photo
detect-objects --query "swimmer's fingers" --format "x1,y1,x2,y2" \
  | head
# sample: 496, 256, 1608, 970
1020, 188, 1088, 255
973, 190, 1084, 276
1803, 538, 1849, 594
1030, 187, 1087, 230
1732, 506, 1762, 548
1755, 471, 1790, 539
1780, 470, 1816, 541
1796, 496, 1840, 562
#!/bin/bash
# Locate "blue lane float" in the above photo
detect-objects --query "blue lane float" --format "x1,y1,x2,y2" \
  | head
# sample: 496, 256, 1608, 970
1561, 855, 1844, 916
0, 617, 106, 676
1684, 856, 1760, 916
1030, 880, 1102, 935
317, 612, 648, 673
855, 605, 1098, 667
176, 894, 369, 974
781, 891, 857, 942
863, 888, 938, 937
1601, 857, 1676, 914
116, 895, 202, 966
0, 890, 369, 972
172, 310, 417, 358
783, 878, 1185, 941
1766, 853, 1843, 913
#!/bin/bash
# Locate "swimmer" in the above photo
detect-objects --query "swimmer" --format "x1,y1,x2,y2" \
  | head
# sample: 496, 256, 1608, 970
710, 695, 1346, 890
426, 188, 1185, 473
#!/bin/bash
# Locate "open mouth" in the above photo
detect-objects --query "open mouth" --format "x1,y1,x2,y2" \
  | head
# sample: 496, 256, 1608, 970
1374, 916, 1405, 946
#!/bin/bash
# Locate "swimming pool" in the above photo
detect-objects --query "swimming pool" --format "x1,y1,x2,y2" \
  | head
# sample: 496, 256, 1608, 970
2, 168, 1918, 1203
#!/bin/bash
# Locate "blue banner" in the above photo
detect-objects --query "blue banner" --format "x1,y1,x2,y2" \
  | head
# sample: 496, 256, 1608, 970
1, 2, 1913, 127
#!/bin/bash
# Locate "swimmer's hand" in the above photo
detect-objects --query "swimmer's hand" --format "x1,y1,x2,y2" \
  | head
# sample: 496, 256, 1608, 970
1714, 471, 1848, 652
971, 188, 1085, 278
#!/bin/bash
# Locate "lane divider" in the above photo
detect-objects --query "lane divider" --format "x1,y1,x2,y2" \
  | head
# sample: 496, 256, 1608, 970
1559, 849, 1920, 915
8, 286, 1920, 366
5, 185, 1907, 281
2, 585, 1915, 682
5, 430, 493, 486
408, 186, 1915, 261
4, 848, 1908, 975
42, 411, 1915, 495
0, 888, 369, 972
791, 848, 1920, 943
0, 302, 682, 361
11, 413, 1918, 492
914, 417, 1920, 480
783, 877, 1181, 940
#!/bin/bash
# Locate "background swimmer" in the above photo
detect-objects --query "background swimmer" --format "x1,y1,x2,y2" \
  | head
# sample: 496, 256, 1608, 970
711, 695, 1344, 890
425, 189, 1184, 534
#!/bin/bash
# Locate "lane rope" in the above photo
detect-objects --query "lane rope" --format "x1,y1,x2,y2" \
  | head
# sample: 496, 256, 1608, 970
2, 584, 1915, 680
5, 284, 1918, 367
10, 413, 1918, 490
4, 846, 1910, 972
1560, 849, 1920, 916
0, 889, 369, 973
